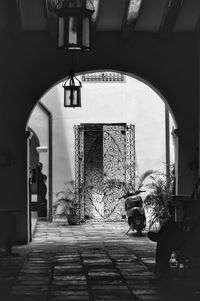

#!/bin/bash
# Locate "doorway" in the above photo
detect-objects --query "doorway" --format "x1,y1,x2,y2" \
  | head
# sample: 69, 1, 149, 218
74, 123, 136, 222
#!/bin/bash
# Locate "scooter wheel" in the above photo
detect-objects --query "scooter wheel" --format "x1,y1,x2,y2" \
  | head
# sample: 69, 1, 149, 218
136, 225, 142, 236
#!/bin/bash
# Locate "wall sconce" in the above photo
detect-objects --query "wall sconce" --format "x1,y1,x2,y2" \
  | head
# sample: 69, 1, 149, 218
54, 0, 95, 51
63, 70, 82, 107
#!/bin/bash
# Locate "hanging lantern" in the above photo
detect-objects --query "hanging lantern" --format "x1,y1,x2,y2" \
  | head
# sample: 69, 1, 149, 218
63, 70, 82, 107
56, 0, 94, 51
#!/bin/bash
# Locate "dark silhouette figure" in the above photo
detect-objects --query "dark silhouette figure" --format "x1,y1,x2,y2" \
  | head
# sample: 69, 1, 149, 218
148, 197, 200, 279
171, 164, 176, 195
32, 162, 47, 217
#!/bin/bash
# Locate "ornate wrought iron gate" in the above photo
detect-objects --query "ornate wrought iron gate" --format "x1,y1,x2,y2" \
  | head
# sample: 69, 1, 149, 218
74, 124, 135, 222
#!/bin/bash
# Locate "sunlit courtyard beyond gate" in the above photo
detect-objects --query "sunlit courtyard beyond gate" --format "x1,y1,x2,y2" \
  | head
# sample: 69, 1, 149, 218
1, 221, 200, 301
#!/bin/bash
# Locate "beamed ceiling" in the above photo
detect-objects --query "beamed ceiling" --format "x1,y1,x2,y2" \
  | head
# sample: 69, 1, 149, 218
1, 0, 200, 38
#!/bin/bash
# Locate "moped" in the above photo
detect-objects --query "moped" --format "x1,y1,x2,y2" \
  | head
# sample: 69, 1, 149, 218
121, 190, 146, 236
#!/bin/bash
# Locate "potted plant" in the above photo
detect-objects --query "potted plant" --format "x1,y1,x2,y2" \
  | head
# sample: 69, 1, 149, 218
143, 170, 174, 229
53, 180, 79, 225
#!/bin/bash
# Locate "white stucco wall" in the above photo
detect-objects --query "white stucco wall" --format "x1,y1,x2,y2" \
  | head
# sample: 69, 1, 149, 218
29, 74, 175, 202
27, 105, 49, 201
28, 105, 49, 149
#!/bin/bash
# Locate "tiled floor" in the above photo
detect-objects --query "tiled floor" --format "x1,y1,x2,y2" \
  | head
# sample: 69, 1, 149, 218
0, 221, 200, 301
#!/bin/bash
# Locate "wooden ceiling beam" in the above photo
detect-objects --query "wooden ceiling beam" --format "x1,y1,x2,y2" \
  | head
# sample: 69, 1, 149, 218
121, 0, 143, 40
159, 0, 184, 36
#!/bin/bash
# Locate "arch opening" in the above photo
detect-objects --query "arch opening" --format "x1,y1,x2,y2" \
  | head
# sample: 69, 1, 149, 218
26, 70, 178, 235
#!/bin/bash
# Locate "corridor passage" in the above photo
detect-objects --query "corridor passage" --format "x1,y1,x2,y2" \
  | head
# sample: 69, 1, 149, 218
0, 221, 199, 301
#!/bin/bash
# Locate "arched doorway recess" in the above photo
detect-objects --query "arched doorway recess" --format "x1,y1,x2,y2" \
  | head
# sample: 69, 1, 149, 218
27, 70, 177, 229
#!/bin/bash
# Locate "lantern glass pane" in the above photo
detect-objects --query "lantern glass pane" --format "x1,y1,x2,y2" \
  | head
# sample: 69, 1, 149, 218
72, 90, 78, 106
64, 88, 80, 107
64, 89, 71, 107
68, 17, 78, 45
58, 17, 65, 47
82, 16, 90, 49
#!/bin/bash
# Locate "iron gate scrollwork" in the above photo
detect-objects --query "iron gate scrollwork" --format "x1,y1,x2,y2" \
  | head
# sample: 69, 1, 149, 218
74, 123, 135, 222
103, 125, 126, 219
126, 124, 136, 190
74, 125, 85, 222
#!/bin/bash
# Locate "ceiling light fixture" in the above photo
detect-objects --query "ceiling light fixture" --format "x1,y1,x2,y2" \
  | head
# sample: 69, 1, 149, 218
53, 0, 95, 51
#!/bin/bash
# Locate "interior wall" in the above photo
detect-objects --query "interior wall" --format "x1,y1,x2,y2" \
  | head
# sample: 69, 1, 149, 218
28, 105, 49, 179
0, 32, 198, 243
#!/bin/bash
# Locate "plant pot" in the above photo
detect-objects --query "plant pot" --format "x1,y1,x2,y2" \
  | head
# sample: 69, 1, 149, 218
67, 214, 79, 225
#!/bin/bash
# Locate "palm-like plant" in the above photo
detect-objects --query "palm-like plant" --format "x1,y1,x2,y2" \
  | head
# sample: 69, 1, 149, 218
143, 172, 174, 229
53, 180, 78, 218
136, 169, 157, 190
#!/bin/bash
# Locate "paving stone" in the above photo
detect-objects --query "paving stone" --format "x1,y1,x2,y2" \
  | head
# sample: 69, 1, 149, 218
91, 295, 134, 300
10, 296, 47, 301
92, 297, 134, 300
137, 293, 170, 300
53, 280, 87, 286
20, 270, 50, 275
50, 297, 90, 301
88, 271, 120, 277
52, 291, 89, 296
83, 259, 112, 264
11, 291, 48, 296
54, 264, 81, 269
17, 276, 50, 281
16, 280, 50, 285
52, 285, 87, 290
89, 280, 124, 285
11, 285, 48, 292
